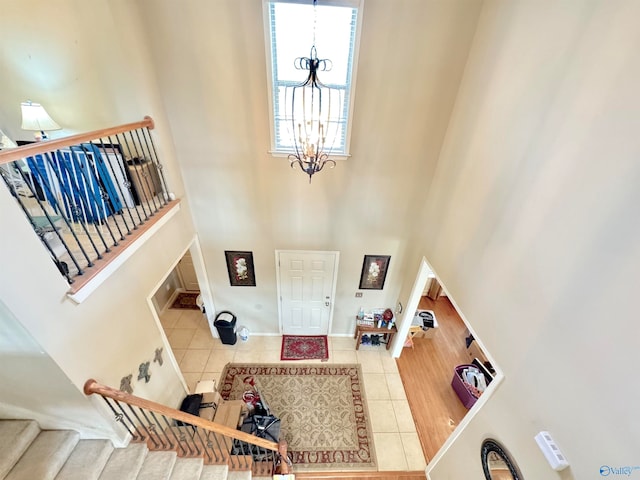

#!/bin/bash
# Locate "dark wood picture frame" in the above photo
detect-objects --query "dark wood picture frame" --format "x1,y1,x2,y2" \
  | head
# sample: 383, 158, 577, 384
224, 251, 256, 287
359, 255, 391, 290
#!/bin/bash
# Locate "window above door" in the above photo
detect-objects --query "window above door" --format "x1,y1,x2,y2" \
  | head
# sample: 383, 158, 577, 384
263, 0, 363, 159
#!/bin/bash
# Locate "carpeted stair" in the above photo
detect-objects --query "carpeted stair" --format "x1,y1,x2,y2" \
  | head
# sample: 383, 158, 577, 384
0, 420, 253, 480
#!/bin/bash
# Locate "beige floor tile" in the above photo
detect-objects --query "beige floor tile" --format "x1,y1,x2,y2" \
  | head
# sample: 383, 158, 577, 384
329, 336, 357, 351
205, 350, 236, 372
261, 350, 284, 363
330, 350, 357, 364
235, 336, 264, 351
381, 354, 399, 374
363, 373, 390, 401
160, 309, 182, 329
401, 432, 427, 470
174, 311, 204, 329
356, 350, 384, 373
392, 400, 417, 432
368, 400, 398, 432
261, 336, 283, 350
386, 373, 407, 400
182, 372, 201, 393
234, 350, 266, 363
210, 339, 237, 351
200, 371, 222, 386
171, 349, 187, 364
373, 432, 408, 470
180, 349, 212, 373
189, 330, 218, 349
168, 328, 197, 349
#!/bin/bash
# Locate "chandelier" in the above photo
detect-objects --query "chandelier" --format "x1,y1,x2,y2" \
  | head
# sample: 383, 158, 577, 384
287, 0, 339, 183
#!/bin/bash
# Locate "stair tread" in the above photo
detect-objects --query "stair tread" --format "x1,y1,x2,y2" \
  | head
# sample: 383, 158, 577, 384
0, 420, 40, 479
168, 457, 203, 480
137, 451, 177, 480
55, 439, 114, 480
5, 430, 79, 480
226, 471, 252, 480
98, 442, 148, 480
199, 464, 229, 480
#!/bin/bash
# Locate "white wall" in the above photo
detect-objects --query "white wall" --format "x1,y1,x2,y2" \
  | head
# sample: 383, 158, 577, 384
0, 0, 196, 441
424, 1, 640, 478
135, 0, 483, 335
0, 301, 114, 437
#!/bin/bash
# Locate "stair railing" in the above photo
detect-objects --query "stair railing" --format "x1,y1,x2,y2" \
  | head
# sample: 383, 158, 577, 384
0, 117, 176, 291
84, 379, 290, 474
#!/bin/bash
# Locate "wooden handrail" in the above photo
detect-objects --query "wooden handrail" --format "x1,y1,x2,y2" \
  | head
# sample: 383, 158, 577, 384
0, 116, 155, 165
84, 378, 279, 452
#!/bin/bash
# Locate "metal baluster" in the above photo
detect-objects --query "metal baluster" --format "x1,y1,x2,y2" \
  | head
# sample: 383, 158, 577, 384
99, 397, 136, 438
125, 405, 160, 448
90, 140, 127, 241
113, 133, 144, 228
136, 128, 167, 212
150, 411, 174, 450
110, 398, 145, 440
138, 408, 168, 449
208, 430, 226, 463
134, 128, 161, 212
0, 166, 77, 282
160, 415, 187, 456
42, 150, 104, 259
141, 128, 170, 206
69, 146, 113, 251
121, 132, 151, 221
192, 427, 213, 463
105, 136, 138, 232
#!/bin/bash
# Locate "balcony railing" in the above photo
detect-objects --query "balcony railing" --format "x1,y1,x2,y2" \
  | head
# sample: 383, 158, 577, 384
0, 117, 176, 291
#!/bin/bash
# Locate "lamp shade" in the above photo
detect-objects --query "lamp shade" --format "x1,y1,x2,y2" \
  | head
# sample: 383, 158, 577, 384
20, 101, 61, 132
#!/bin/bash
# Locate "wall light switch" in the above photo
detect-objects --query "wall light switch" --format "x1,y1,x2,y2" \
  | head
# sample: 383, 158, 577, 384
355, 292, 363, 298
535, 431, 569, 471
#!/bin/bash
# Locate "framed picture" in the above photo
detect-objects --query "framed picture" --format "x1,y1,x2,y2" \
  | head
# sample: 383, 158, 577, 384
225, 251, 256, 287
359, 255, 391, 290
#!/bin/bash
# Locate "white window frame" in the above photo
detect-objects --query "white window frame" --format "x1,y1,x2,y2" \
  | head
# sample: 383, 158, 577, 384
262, 0, 364, 160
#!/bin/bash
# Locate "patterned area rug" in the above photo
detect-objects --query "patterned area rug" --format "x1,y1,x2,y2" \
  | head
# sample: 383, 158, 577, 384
219, 363, 376, 471
280, 335, 329, 361
170, 292, 200, 310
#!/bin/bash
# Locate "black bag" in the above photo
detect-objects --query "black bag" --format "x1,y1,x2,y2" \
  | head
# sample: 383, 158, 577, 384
176, 393, 203, 426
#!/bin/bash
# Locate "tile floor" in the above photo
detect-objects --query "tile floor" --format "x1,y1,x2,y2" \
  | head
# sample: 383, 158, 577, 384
160, 308, 426, 472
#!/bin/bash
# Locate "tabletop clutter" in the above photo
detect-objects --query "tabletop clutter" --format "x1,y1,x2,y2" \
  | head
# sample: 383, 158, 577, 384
356, 307, 396, 346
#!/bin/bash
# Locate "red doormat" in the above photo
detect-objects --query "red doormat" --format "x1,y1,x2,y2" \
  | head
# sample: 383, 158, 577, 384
280, 335, 329, 361
170, 292, 200, 310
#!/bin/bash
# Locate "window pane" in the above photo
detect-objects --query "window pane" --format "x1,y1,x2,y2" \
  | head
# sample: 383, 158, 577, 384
269, 1, 358, 154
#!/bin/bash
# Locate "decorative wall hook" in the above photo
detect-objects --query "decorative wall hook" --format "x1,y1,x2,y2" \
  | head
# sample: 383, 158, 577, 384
154, 347, 163, 366
120, 374, 133, 394
138, 361, 151, 383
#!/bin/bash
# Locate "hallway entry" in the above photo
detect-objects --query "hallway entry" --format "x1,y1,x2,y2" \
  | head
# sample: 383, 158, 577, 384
276, 250, 339, 335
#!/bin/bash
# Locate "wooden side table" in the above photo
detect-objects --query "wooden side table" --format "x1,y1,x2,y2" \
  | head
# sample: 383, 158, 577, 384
354, 324, 398, 350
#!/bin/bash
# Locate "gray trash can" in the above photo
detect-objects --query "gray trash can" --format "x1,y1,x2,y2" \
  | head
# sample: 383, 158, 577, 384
214, 311, 237, 345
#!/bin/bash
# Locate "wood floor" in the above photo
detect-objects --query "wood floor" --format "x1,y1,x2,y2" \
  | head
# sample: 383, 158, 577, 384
395, 296, 472, 463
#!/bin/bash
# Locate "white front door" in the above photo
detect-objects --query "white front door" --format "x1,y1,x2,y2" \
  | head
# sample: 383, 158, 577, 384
277, 251, 339, 335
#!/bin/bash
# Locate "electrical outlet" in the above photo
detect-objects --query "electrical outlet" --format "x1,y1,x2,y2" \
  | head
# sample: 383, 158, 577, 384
355, 292, 363, 298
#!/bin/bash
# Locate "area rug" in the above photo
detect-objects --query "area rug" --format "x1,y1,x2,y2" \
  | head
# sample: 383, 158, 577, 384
280, 335, 329, 361
219, 363, 376, 471
170, 292, 200, 310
